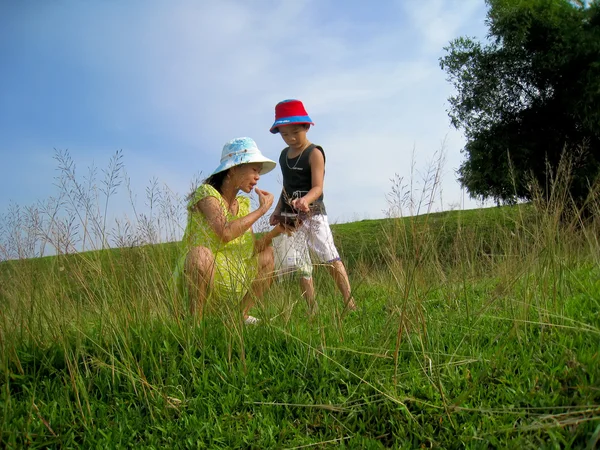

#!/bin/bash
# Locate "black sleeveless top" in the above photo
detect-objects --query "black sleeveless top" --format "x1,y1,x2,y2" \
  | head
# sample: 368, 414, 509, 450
278, 144, 326, 215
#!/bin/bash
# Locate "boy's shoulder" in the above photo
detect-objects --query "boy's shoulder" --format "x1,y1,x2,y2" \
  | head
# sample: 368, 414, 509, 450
280, 144, 324, 153
309, 144, 325, 160
278, 144, 326, 164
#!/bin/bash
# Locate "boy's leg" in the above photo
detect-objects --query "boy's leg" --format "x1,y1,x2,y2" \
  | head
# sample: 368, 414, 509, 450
326, 260, 356, 310
185, 246, 215, 318
241, 246, 275, 319
305, 215, 356, 310
299, 276, 317, 313
294, 223, 317, 313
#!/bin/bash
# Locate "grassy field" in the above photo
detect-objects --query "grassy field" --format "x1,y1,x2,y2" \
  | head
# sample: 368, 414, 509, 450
1, 197, 600, 448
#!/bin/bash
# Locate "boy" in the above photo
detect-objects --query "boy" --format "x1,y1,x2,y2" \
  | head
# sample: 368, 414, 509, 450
269, 99, 356, 314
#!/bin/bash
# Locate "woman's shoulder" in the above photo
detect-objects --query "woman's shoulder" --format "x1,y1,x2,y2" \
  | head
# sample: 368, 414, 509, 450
188, 184, 221, 208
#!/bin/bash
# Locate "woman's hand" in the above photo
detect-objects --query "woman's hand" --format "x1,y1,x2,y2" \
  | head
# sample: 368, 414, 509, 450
255, 188, 274, 214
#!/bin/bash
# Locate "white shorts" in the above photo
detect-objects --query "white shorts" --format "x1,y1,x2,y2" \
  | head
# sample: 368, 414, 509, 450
297, 214, 340, 263
273, 214, 339, 279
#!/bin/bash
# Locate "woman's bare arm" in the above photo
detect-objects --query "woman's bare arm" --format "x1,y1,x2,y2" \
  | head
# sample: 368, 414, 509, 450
194, 188, 274, 243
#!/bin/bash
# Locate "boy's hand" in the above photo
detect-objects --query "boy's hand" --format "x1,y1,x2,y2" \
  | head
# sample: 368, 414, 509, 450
291, 197, 310, 212
255, 188, 274, 214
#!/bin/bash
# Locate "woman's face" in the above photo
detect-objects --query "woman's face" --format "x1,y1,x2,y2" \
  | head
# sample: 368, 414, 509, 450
231, 162, 262, 193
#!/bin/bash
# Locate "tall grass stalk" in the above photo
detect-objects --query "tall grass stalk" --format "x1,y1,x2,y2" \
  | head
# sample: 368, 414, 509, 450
1, 148, 599, 447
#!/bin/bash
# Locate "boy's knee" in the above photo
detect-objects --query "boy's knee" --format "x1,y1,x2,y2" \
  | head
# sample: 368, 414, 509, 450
329, 259, 343, 270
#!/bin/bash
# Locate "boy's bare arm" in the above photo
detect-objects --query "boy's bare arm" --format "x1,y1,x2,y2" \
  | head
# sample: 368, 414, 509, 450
292, 149, 324, 212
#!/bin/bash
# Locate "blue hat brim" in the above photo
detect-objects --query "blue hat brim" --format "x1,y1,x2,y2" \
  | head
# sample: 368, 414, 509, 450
270, 115, 314, 134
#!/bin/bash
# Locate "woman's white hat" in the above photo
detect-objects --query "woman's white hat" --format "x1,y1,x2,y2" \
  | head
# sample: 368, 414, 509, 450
211, 137, 276, 176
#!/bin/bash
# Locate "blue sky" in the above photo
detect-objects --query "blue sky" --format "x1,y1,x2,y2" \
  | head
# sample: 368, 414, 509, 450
0, 0, 490, 229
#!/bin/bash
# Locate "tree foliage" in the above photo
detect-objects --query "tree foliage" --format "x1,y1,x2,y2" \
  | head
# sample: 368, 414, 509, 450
440, 0, 600, 204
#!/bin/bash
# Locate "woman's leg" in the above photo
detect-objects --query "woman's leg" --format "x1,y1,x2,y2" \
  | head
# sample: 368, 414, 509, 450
185, 246, 215, 318
241, 246, 275, 319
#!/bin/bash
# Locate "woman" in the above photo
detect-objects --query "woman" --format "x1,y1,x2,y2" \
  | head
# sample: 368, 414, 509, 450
174, 137, 287, 324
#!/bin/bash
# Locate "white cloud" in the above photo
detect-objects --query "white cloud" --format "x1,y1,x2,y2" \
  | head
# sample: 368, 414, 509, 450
400, 0, 487, 53
1, 0, 491, 225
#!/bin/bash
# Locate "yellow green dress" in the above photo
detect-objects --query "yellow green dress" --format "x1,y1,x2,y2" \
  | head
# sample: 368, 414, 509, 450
173, 184, 258, 302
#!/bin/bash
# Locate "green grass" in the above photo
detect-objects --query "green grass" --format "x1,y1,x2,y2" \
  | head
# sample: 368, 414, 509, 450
1, 204, 600, 448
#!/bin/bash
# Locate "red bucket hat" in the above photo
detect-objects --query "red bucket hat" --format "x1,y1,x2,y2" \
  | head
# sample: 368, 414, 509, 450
270, 99, 314, 134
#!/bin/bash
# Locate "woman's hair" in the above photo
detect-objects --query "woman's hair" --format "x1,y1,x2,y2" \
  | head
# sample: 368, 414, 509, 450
186, 169, 230, 202
205, 169, 229, 193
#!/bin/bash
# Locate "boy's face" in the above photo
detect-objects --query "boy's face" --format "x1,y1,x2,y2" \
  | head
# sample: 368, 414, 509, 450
279, 124, 309, 151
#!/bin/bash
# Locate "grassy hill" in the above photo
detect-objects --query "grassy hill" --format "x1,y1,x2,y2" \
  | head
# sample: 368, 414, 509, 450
1, 203, 599, 448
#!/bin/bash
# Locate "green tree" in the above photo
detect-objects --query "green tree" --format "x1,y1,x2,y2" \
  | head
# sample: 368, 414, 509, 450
440, 0, 600, 205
